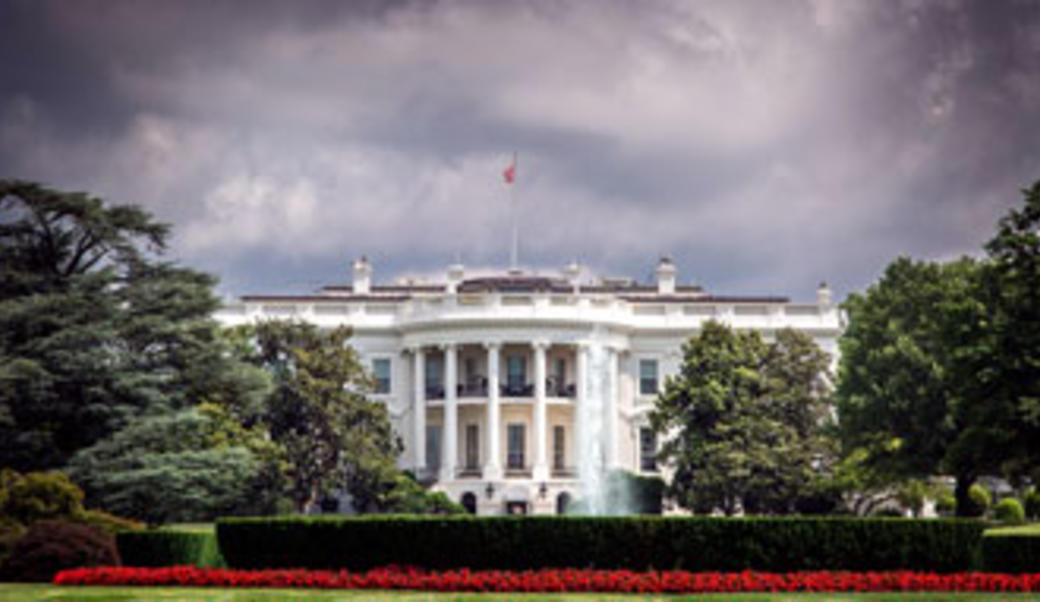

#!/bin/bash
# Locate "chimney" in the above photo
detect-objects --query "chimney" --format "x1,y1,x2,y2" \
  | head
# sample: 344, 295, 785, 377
447, 262, 465, 293
817, 281, 832, 306
352, 256, 372, 294
655, 256, 676, 295
563, 260, 581, 288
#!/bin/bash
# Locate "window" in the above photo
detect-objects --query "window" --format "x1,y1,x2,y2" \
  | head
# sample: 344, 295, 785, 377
372, 358, 391, 394
426, 425, 441, 471
507, 423, 525, 470
639, 427, 658, 472
552, 425, 566, 471
506, 355, 527, 390
464, 357, 477, 383
639, 359, 659, 395
465, 424, 479, 469
554, 358, 566, 386
425, 356, 443, 397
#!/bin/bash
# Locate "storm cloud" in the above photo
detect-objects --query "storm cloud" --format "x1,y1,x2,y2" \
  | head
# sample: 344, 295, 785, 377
1, 0, 1038, 300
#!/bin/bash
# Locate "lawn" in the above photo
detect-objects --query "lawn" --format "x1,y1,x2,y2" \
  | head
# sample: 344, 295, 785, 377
986, 524, 1040, 536
5, 586, 1040, 602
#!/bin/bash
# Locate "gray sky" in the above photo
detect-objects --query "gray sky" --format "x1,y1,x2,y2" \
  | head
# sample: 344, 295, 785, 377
2, 0, 1038, 301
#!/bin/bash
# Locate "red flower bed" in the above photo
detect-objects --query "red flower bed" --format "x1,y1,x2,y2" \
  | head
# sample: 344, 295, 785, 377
53, 566, 1040, 594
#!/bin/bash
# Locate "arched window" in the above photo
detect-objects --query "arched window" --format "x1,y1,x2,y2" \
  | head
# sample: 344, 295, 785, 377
461, 492, 477, 514
556, 492, 572, 515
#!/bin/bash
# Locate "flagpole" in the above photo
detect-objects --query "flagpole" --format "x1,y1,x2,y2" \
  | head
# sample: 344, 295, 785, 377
510, 151, 518, 271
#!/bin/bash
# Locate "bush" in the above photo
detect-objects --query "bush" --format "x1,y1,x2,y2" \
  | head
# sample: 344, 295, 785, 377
0, 470, 83, 524
117, 530, 225, 567
993, 498, 1026, 525
981, 533, 1040, 572
964, 484, 991, 518
935, 491, 957, 516
74, 509, 144, 535
217, 516, 985, 573
1024, 488, 1040, 520
0, 520, 119, 582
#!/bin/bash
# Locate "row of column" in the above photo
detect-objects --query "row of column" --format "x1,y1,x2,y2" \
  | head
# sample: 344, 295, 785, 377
409, 342, 620, 482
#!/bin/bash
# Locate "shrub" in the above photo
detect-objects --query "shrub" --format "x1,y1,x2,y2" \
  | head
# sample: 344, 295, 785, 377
1024, 487, 1040, 520
981, 533, 1040, 572
993, 498, 1026, 525
117, 530, 225, 567
217, 516, 985, 573
0, 470, 83, 524
964, 484, 991, 518
0, 520, 119, 582
74, 509, 144, 535
935, 490, 957, 516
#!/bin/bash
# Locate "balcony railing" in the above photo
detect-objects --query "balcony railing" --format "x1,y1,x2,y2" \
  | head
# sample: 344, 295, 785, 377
552, 465, 577, 478
456, 466, 482, 479
505, 465, 532, 478
425, 380, 575, 399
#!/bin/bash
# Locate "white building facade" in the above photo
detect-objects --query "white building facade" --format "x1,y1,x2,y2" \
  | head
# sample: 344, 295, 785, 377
216, 258, 842, 516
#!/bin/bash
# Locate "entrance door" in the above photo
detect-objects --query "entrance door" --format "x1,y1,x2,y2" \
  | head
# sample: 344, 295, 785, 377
505, 501, 528, 515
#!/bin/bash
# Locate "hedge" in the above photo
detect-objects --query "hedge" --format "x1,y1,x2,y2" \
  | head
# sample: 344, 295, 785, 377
981, 532, 1040, 573
116, 530, 225, 568
216, 516, 984, 573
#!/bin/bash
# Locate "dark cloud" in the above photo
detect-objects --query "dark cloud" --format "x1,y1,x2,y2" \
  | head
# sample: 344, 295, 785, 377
1, 0, 1038, 302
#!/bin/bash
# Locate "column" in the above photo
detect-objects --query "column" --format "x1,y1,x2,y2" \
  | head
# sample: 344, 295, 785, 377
605, 347, 619, 469
483, 342, 501, 480
441, 343, 458, 483
412, 346, 426, 474
574, 344, 588, 475
532, 340, 549, 481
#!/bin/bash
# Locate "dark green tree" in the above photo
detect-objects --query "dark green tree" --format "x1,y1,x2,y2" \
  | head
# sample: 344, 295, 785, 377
0, 180, 268, 470
972, 181, 1040, 484
244, 321, 402, 512
650, 321, 834, 515
66, 404, 286, 525
836, 256, 992, 514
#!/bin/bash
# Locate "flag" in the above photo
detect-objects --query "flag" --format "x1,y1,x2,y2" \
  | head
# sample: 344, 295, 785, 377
503, 154, 516, 184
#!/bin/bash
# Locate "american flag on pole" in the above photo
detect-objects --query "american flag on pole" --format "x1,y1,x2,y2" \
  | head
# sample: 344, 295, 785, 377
503, 152, 516, 184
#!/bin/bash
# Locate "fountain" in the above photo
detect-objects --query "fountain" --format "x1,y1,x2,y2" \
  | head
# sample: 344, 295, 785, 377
574, 333, 634, 515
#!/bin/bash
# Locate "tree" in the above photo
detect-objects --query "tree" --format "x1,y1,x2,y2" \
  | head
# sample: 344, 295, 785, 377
835, 256, 992, 515
973, 181, 1040, 484
66, 404, 286, 525
0, 180, 268, 470
650, 321, 835, 515
243, 321, 402, 512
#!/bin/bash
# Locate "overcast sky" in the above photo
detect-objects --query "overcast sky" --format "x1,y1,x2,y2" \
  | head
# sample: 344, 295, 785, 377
2, 0, 1038, 301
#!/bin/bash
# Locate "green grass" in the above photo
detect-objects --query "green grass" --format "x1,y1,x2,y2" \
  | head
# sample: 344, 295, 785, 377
4, 586, 1040, 602
986, 523, 1040, 536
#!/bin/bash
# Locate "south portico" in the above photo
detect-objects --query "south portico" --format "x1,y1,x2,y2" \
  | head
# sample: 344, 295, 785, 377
399, 327, 628, 515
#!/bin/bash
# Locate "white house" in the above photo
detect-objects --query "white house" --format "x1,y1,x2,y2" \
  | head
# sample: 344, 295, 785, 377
215, 257, 842, 515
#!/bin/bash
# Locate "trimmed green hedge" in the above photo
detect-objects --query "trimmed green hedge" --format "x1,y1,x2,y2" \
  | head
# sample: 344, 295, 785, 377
981, 533, 1040, 572
116, 530, 225, 568
216, 516, 984, 572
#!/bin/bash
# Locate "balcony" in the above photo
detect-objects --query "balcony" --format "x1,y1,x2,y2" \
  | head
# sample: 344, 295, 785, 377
501, 382, 533, 397
551, 465, 577, 479
505, 465, 532, 478
456, 466, 482, 479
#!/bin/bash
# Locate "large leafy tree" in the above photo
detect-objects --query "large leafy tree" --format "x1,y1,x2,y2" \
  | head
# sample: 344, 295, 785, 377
0, 180, 268, 470
243, 321, 402, 512
650, 321, 834, 515
836, 257, 984, 511
837, 181, 1040, 515
974, 181, 1040, 484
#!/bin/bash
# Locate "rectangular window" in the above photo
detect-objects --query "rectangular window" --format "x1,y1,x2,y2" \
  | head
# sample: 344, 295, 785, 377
507, 423, 525, 470
639, 427, 658, 472
372, 358, 391, 394
554, 358, 566, 391
426, 425, 441, 471
553, 425, 565, 471
426, 356, 443, 397
639, 359, 659, 396
506, 355, 527, 391
465, 424, 479, 469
